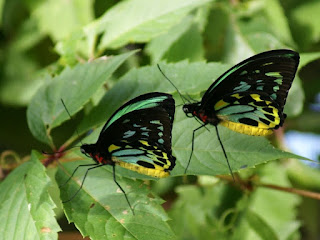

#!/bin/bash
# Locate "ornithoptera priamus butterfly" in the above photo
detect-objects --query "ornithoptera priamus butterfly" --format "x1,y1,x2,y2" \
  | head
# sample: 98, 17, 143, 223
63, 92, 176, 214
161, 49, 299, 180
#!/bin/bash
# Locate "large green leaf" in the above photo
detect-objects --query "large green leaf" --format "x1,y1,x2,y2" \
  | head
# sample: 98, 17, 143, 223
56, 161, 176, 240
86, 0, 211, 51
0, 151, 60, 240
146, 7, 208, 64
30, 0, 94, 41
262, 0, 295, 47
145, 15, 196, 63
290, 1, 320, 49
27, 51, 136, 146
205, 1, 295, 64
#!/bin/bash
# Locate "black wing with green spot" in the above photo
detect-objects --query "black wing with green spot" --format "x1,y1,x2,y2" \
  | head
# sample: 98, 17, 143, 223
95, 92, 176, 174
201, 49, 299, 114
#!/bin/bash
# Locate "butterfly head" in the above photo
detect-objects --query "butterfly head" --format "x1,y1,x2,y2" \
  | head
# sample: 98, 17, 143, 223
80, 144, 96, 158
81, 144, 110, 165
183, 103, 201, 118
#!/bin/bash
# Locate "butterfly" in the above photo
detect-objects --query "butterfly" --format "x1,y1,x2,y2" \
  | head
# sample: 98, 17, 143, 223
62, 92, 176, 214
161, 49, 299, 180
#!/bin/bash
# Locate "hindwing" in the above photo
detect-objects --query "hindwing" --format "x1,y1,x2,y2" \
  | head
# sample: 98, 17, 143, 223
214, 92, 282, 135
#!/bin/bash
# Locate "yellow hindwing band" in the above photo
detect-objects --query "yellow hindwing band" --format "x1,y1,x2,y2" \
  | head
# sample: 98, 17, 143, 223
115, 161, 169, 178
220, 121, 273, 136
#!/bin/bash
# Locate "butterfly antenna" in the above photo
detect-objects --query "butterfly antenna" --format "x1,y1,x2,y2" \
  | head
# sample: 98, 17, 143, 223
214, 126, 235, 182
112, 165, 135, 215
185, 124, 206, 174
157, 64, 190, 105
62, 164, 102, 203
61, 99, 84, 145
185, 93, 196, 102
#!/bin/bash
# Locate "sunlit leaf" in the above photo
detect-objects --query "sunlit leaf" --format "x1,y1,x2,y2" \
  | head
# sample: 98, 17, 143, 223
27, 51, 136, 146
0, 151, 60, 240
57, 160, 176, 240
87, 0, 211, 51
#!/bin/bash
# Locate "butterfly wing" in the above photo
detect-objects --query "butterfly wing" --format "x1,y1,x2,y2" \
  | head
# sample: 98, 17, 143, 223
96, 92, 176, 178
201, 49, 299, 134
214, 91, 283, 135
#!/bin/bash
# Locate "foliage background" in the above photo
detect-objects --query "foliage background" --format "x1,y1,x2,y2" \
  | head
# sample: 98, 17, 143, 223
1, 0, 320, 239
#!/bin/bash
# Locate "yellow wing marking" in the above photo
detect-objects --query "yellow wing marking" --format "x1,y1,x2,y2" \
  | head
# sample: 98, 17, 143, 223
231, 93, 242, 99
220, 121, 273, 136
114, 160, 170, 178
108, 144, 121, 153
250, 93, 272, 105
139, 140, 151, 147
214, 100, 229, 110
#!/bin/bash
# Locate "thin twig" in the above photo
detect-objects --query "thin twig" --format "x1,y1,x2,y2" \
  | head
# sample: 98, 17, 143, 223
217, 175, 320, 200
258, 183, 320, 200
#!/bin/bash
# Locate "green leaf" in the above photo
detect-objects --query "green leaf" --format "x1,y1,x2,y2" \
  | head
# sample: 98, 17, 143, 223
203, 4, 229, 61
56, 160, 176, 240
211, 1, 295, 64
31, 0, 94, 41
146, 7, 208, 64
0, 46, 44, 106
27, 51, 136, 146
234, 162, 301, 240
285, 76, 304, 117
246, 210, 278, 240
0, 151, 60, 240
0, 0, 4, 26
287, 159, 320, 191
262, 0, 295, 46
146, 15, 196, 63
168, 184, 231, 239
162, 22, 204, 63
78, 61, 307, 178
299, 52, 320, 69
290, 1, 320, 49
89, 0, 211, 51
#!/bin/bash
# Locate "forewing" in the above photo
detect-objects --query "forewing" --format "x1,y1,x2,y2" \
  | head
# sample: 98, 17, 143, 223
99, 92, 174, 137
202, 50, 299, 113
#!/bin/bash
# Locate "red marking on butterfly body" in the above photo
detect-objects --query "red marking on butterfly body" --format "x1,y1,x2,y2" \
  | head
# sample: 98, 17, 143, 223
193, 110, 208, 123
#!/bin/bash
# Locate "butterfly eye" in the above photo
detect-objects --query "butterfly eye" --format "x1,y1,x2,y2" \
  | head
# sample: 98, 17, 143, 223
182, 106, 189, 113
80, 147, 91, 158
186, 112, 194, 118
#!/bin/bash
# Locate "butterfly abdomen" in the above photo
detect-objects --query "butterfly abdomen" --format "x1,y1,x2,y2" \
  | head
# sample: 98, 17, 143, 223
115, 161, 171, 178
219, 121, 273, 136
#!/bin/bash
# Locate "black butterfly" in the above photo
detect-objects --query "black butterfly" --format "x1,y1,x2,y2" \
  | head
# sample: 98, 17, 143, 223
160, 49, 299, 180
62, 92, 176, 214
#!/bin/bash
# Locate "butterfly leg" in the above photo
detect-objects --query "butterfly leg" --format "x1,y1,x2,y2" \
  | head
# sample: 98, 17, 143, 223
112, 165, 135, 215
184, 124, 207, 174
60, 163, 99, 188
62, 164, 102, 203
214, 126, 235, 182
